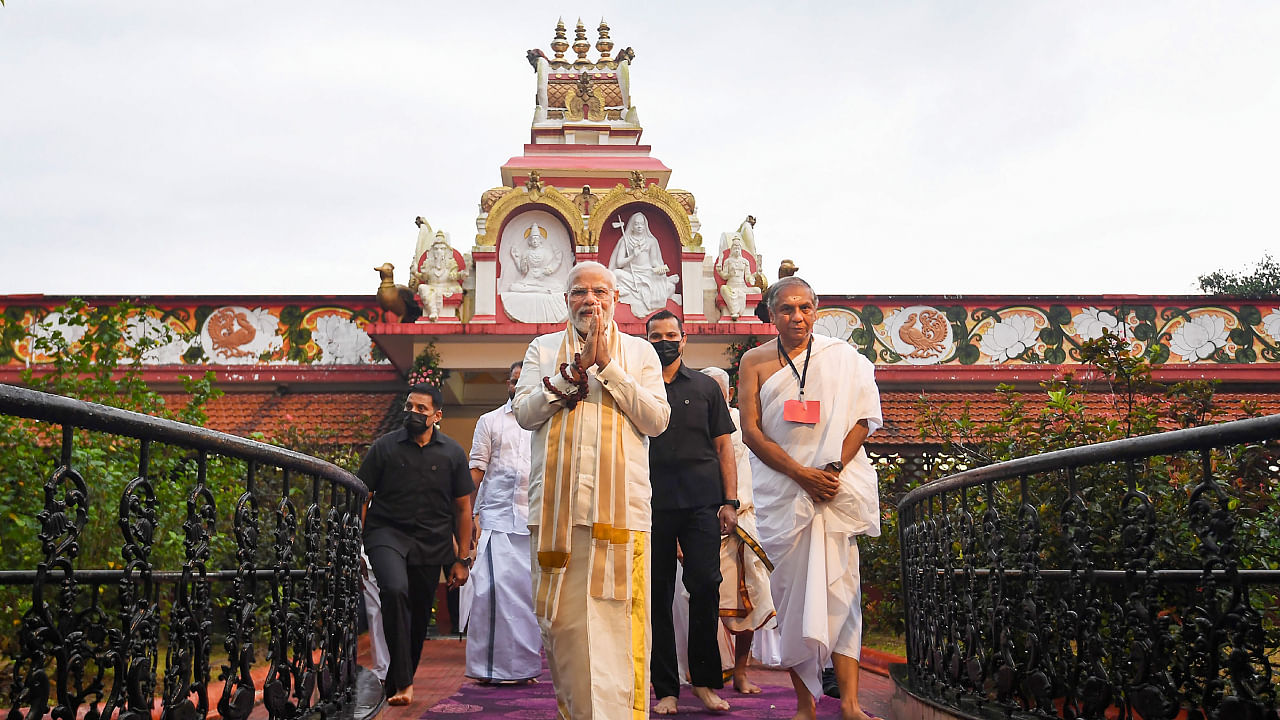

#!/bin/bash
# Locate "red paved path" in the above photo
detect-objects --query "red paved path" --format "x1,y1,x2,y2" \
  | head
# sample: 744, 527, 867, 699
360, 635, 896, 719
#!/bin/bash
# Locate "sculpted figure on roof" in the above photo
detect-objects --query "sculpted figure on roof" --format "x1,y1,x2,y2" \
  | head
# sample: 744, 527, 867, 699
716, 235, 754, 319
411, 217, 467, 321
608, 211, 680, 317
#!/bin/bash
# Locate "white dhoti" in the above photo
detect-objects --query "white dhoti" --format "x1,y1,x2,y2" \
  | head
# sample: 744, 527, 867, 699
751, 335, 882, 700
532, 525, 651, 720
360, 550, 389, 682
464, 529, 542, 681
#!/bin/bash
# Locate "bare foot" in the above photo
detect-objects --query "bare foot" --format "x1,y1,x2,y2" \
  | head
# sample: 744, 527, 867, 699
654, 696, 679, 715
387, 686, 413, 706
790, 696, 817, 720
691, 686, 730, 712
839, 698, 876, 720
515, 677, 539, 685
732, 672, 762, 694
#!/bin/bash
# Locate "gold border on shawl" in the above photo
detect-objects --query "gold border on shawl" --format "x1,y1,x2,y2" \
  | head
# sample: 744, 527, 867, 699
590, 523, 630, 543
629, 531, 648, 717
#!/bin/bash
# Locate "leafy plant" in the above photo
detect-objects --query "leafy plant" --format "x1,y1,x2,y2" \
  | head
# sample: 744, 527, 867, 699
407, 341, 449, 389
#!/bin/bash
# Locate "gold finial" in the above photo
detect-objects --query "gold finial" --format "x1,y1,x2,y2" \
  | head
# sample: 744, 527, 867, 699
596, 18, 613, 63
572, 18, 590, 64
551, 18, 568, 61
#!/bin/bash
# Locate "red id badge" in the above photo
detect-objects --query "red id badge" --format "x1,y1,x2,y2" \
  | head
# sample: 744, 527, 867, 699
783, 399, 820, 424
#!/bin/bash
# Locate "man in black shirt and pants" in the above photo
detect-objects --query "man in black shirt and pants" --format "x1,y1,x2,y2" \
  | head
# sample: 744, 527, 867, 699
646, 310, 740, 714
359, 384, 474, 706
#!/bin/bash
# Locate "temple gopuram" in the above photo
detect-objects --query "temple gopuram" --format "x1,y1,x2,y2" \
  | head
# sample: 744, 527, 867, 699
3, 20, 1279, 474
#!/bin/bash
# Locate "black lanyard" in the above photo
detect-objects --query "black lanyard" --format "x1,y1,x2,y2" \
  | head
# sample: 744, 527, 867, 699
776, 336, 813, 402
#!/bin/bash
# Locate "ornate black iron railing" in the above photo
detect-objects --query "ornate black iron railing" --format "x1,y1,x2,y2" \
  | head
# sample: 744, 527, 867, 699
0, 384, 369, 720
897, 413, 1280, 720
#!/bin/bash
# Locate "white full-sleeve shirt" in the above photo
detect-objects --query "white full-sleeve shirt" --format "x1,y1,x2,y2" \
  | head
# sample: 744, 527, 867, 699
468, 400, 533, 535
512, 326, 671, 532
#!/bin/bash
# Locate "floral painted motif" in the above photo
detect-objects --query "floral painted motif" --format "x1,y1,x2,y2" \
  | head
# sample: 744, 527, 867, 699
1261, 308, 1280, 342
313, 315, 374, 364
813, 309, 858, 342
30, 312, 87, 348
979, 313, 1040, 362
1168, 314, 1230, 362
1071, 307, 1123, 341
127, 315, 191, 364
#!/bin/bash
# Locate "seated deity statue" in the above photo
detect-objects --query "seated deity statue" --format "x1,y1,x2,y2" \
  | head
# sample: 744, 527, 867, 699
607, 211, 680, 317
716, 237, 754, 319
413, 233, 466, 321
508, 223, 563, 292
499, 221, 569, 323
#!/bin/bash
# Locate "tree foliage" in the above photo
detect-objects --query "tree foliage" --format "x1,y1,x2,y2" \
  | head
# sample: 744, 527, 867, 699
1198, 252, 1280, 297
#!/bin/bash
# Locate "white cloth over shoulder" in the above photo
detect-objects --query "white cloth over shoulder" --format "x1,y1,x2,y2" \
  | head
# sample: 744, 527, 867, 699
751, 334, 882, 700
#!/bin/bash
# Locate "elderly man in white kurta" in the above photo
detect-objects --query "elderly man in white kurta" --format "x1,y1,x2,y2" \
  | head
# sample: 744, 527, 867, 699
738, 277, 881, 720
513, 261, 671, 720
464, 361, 542, 683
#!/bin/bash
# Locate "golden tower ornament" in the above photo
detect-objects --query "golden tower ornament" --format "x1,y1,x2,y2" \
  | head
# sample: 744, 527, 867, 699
596, 19, 613, 64
550, 18, 568, 62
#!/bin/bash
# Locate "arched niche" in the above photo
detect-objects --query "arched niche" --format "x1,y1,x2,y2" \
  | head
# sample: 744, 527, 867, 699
597, 201, 684, 323
496, 207, 573, 324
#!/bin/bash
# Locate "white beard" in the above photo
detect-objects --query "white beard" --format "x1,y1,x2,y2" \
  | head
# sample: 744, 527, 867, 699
572, 306, 615, 336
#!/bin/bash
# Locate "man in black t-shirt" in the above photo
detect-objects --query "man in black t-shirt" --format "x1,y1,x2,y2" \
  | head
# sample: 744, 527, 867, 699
358, 383, 474, 706
645, 310, 740, 714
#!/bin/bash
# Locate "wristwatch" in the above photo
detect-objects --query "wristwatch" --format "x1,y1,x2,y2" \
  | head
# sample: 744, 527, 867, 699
721, 498, 741, 510
457, 556, 473, 568
825, 460, 844, 473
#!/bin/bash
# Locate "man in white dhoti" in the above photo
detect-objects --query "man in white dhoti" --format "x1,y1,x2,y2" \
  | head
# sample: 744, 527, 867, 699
465, 361, 542, 683
513, 261, 671, 720
738, 277, 881, 720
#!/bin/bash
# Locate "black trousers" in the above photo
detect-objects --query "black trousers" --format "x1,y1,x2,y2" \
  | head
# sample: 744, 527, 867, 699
367, 544, 441, 696
651, 504, 724, 698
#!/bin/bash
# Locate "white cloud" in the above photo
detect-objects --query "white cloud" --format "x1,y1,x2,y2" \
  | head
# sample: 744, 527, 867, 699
1, 1, 1277, 297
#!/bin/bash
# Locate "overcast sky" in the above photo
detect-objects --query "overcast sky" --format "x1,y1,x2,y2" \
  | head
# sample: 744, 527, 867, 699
2, 2, 1277, 298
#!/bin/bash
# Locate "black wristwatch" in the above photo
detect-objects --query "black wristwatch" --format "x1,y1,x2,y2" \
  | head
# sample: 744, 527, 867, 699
721, 498, 741, 510
457, 556, 473, 568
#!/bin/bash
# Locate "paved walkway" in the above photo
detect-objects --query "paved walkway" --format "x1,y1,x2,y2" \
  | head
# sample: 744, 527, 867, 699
359, 635, 896, 719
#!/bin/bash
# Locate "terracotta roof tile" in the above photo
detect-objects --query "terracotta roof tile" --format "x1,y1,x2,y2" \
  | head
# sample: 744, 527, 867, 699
871, 391, 1280, 447
161, 392, 402, 448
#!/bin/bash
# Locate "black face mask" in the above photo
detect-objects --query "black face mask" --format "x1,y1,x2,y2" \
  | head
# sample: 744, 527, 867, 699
403, 411, 430, 434
651, 339, 681, 367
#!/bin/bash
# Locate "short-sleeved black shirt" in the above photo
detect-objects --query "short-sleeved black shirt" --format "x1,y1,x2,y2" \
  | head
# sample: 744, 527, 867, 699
358, 426, 474, 565
649, 362, 737, 510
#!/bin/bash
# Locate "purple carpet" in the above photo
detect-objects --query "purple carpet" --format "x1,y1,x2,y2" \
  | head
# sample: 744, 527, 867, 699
421, 657, 846, 719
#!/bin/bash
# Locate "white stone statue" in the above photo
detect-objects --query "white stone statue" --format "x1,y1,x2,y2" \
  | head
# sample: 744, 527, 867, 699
498, 214, 571, 323
411, 221, 467, 321
607, 211, 680, 317
716, 236, 754, 319
509, 223, 563, 291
